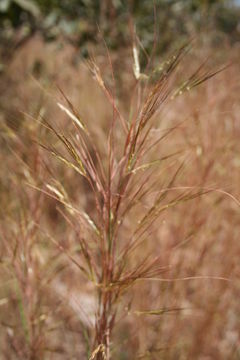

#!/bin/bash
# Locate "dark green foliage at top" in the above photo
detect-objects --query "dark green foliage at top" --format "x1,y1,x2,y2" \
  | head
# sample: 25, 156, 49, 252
0, 0, 239, 53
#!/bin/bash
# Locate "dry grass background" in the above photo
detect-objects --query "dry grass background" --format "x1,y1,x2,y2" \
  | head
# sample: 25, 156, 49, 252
0, 35, 240, 359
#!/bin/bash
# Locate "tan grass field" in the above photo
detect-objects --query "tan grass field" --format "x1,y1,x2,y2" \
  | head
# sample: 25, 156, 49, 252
0, 36, 240, 359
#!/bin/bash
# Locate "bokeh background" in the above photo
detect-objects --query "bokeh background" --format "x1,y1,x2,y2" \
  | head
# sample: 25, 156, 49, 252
0, 1, 240, 359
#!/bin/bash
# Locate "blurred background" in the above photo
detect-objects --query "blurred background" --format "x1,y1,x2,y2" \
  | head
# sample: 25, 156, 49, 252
0, 0, 240, 58
0, 1, 240, 359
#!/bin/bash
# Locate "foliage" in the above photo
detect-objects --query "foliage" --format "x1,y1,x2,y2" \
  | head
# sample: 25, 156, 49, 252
0, 0, 239, 54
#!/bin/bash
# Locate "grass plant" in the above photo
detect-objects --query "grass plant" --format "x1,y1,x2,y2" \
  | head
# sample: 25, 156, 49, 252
0, 38, 239, 359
